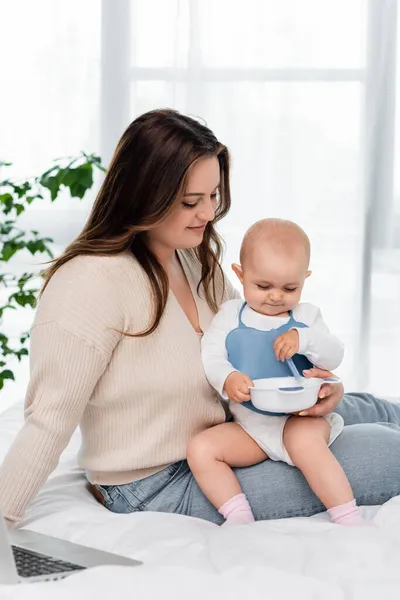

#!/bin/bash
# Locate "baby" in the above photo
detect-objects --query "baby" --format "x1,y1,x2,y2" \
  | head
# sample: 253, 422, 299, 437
187, 218, 365, 526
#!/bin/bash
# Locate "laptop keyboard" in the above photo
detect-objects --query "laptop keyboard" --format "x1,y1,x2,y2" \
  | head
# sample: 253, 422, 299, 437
12, 545, 85, 578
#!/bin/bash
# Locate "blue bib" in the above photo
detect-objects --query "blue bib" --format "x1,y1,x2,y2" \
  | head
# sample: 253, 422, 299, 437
225, 302, 313, 416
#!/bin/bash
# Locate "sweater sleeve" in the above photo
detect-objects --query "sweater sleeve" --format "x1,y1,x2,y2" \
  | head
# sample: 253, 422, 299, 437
0, 257, 123, 521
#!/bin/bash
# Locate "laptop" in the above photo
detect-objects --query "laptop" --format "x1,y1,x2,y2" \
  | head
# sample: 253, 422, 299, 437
0, 510, 142, 584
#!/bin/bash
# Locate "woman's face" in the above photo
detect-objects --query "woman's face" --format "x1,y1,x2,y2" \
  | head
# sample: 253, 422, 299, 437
147, 156, 220, 257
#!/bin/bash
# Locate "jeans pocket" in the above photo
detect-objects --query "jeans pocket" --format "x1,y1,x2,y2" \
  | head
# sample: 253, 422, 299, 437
97, 461, 185, 514
95, 484, 119, 509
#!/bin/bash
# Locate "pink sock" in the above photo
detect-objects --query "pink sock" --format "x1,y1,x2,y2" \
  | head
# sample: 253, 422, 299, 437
328, 499, 367, 526
219, 493, 255, 526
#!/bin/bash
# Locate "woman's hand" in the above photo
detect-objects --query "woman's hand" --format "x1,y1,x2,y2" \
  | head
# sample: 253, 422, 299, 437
294, 367, 344, 417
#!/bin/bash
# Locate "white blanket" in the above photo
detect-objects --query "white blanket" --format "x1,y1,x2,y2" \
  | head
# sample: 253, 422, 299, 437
1, 402, 400, 599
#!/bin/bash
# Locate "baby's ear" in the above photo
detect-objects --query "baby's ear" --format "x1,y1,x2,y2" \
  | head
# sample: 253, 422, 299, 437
232, 263, 244, 284
305, 270, 312, 279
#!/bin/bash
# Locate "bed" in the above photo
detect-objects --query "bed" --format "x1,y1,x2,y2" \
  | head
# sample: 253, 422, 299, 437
1, 401, 400, 599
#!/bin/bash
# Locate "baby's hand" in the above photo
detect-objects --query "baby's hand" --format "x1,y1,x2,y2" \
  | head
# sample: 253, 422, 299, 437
274, 329, 299, 362
223, 371, 254, 403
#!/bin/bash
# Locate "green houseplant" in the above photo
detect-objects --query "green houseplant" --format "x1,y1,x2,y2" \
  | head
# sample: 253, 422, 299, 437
0, 153, 104, 390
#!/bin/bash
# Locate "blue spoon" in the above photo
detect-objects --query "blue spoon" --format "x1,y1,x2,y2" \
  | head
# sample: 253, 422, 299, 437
280, 358, 342, 391
278, 358, 305, 392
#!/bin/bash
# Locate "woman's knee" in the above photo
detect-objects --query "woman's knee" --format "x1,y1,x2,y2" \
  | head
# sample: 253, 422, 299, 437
337, 393, 400, 426
332, 422, 400, 459
330, 423, 400, 503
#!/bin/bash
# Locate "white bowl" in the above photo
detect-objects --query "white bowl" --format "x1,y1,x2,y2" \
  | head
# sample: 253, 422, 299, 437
249, 377, 324, 414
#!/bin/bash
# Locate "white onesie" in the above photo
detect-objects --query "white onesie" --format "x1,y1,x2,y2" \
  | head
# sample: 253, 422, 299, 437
201, 300, 344, 465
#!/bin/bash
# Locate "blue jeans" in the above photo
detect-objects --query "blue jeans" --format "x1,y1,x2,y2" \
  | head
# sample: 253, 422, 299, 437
94, 393, 400, 524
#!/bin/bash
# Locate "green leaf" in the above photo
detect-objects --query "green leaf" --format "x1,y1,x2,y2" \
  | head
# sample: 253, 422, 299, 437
0, 193, 14, 215
1, 241, 24, 262
16, 348, 29, 360
0, 161, 12, 167
1, 245, 15, 262
62, 168, 78, 186
9, 181, 32, 198
9, 290, 37, 308
70, 182, 87, 198
26, 195, 42, 205
39, 165, 58, 180
0, 221, 19, 236
18, 273, 35, 286
0, 304, 16, 318
39, 174, 61, 201
1, 153, 102, 379
84, 153, 105, 171
0, 369, 14, 381
26, 239, 53, 256
63, 163, 94, 198
0, 192, 13, 204
26, 241, 41, 255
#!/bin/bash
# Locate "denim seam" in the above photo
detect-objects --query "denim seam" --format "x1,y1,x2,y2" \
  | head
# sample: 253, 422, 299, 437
113, 487, 140, 512
264, 504, 324, 520
266, 488, 400, 520
357, 490, 400, 506
138, 460, 187, 511
96, 484, 113, 506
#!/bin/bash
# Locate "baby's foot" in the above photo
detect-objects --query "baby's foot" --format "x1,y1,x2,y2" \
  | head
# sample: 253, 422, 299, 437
335, 512, 369, 526
328, 499, 370, 526
222, 511, 255, 526
219, 493, 255, 526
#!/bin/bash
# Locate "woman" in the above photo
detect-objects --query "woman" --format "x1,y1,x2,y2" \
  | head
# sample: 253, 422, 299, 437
1, 109, 400, 525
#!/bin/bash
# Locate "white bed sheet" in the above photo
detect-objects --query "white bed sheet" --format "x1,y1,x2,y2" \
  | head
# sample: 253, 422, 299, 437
1, 401, 400, 599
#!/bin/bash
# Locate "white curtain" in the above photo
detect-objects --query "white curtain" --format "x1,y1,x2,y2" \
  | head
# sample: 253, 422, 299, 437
1, 0, 400, 407
0, 0, 101, 409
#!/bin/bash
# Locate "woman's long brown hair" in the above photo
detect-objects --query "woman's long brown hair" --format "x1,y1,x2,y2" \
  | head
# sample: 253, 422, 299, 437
40, 109, 231, 336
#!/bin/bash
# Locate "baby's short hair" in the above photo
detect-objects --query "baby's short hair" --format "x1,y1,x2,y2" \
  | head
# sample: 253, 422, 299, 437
240, 218, 310, 266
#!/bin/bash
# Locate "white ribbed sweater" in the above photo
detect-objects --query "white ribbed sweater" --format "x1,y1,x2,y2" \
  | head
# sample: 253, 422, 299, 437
0, 250, 238, 521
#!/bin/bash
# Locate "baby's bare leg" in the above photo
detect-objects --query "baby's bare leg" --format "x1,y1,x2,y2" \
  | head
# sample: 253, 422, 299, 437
187, 422, 267, 511
284, 417, 367, 525
283, 416, 354, 509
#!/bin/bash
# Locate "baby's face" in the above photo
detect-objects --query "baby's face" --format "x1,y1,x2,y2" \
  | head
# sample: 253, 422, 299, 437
236, 246, 310, 317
